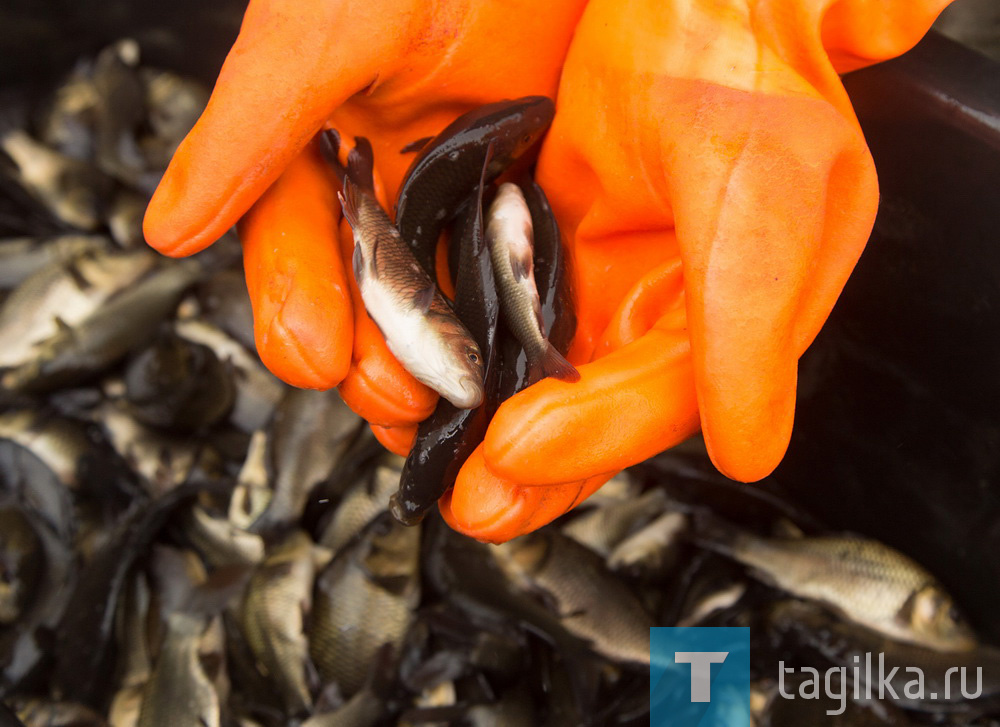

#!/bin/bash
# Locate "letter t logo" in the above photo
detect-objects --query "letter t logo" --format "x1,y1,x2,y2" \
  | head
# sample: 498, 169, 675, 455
675, 652, 729, 702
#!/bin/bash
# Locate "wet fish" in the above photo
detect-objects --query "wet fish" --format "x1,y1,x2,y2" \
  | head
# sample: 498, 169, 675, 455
0, 128, 111, 231
694, 514, 978, 652
0, 441, 76, 692
180, 506, 264, 570
251, 388, 360, 534
229, 431, 271, 530
174, 319, 284, 433
561, 488, 668, 558
607, 510, 688, 578
0, 506, 42, 625
487, 183, 578, 384
395, 97, 554, 277
0, 248, 154, 369
12, 700, 104, 727
196, 270, 255, 350
137, 551, 220, 727
0, 235, 109, 290
240, 531, 327, 717
139, 69, 209, 156
492, 529, 654, 665
391, 148, 500, 525
310, 514, 420, 697
37, 59, 100, 161
0, 410, 92, 490
319, 458, 401, 554
2, 262, 201, 393
123, 330, 235, 432
106, 189, 147, 248
107, 573, 153, 727
326, 133, 484, 409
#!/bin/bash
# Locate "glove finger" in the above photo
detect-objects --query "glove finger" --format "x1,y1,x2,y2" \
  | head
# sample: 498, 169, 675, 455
370, 424, 418, 457
440, 446, 614, 543
144, 0, 395, 257
335, 219, 439, 427
237, 142, 352, 389
593, 259, 685, 359
483, 306, 700, 486
671, 88, 878, 483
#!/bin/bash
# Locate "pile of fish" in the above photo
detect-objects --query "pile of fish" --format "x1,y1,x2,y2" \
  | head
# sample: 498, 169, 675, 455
0, 39, 998, 727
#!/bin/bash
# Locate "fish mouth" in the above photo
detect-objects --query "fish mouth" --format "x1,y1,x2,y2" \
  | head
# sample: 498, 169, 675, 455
450, 375, 484, 409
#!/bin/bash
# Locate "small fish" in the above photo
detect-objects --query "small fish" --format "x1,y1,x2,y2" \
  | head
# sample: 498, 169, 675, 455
180, 505, 264, 570
2, 261, 201, 393
391, 148, 499, 525
139, 69, 209, 156
607, 510, 688, 578
327, 133, 484, 409
196, 269, 255, 350
240, 531, 327, 717
694, 514, 978, 652
487, 183, 578, 384
0, 128, 111, 231
0, 409, 92, 490
561, 488, 668, 557
107, 573, 154, 727
0, 506, 42, 625
0, 234, 109, 290
310, 514, 420, 697
0, 248, 155, 369
395, 97, 555, 277
123, 329, 235, 432
319, 458, 401, 554
174, 319, 285, 433
106, 188, 147, 248
251, 388, 361, 534
492, 529, 654, 665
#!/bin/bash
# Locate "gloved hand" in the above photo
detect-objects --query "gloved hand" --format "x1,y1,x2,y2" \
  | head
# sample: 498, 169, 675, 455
143, 0, 589, 419
437, 0, 954, 541
145, 0, 952, 542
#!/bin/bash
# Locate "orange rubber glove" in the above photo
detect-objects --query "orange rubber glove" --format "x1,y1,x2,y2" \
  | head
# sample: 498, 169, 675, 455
144, 0, 952, 543
439, 0, 953, 541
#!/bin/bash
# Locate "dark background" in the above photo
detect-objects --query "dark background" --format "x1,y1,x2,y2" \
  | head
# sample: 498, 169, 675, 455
2, 0, 998, 641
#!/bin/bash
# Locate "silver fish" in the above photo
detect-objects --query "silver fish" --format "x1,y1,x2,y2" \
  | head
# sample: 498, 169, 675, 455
491, 529, 654, 665
0, 128, 111, 231
0, 248, 154, 369
2, 261, 201, 392
106, 188, 147, 248
561, 488, 668, 557
486, 183, 578, 384
319, 457, 401, 554
310, 515, 420, 697
252, 389, 360, 533
229, 430, 271, 530
606, 510, 688, 577
239, 531, 327, 717
332, 134, 484, 409
0, 505, 41, 625
695, 515, 978, 652
140, 68, 209, 153
0, 410, 91, 490
0, 234, 109, 290
181, 505, 264, 570
108, 573, 154, 727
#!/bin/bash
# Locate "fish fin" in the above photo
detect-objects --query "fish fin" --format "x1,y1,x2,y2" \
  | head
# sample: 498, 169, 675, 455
509, 249, 532, 283
338, 185, 360, 230
318, 129, 346, 184
352, 241, 365, 285
53, 316, 74, 336
346, 136, 376, 193
528, 341, 580, 383
400, 136, 432, 154
412, 285, 435, 313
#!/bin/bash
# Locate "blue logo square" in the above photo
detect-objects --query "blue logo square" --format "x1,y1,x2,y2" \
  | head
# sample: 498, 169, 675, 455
650, 627, 752, 727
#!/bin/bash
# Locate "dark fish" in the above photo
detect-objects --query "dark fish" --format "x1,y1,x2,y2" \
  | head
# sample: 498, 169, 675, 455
0, 441, 75, 693
394, 97, 554, 277
124, 329, 235, 432
106, 188, 147, 248
487, 183, 578, 383
251, 388, 361, 535
310, 514, 420, 697
0, 410, 92, 490
391, 147, 500, 525
319, 457, 401, 554
196, 269, 255, 350
694, 514, 978, 652
173, 318, 284, 433
0, 506, 41, 626
327, 133, 484, 409
51, 483, 216, 706
492, 529, 655, 665
2, 262, 201, 392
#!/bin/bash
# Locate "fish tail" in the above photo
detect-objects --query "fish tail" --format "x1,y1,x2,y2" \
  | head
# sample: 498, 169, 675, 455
530, 341, 580, 383
337, 181, 361, 230
346, 136, 376, 193
318, 129, 346, 184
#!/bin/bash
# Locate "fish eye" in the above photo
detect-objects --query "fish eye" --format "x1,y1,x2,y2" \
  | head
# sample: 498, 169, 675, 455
522, 134, 532, 144
467, 350, 480, 364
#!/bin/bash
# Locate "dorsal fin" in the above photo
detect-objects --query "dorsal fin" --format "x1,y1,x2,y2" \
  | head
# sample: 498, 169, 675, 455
346, 136, 376, 193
